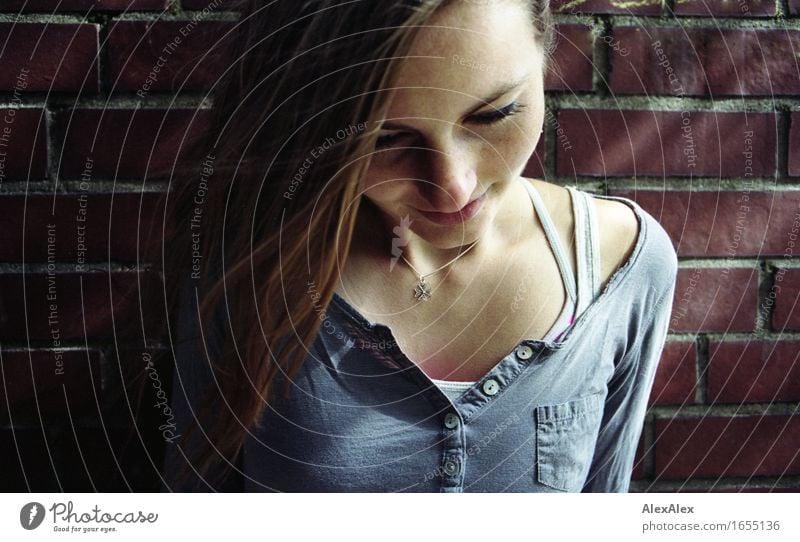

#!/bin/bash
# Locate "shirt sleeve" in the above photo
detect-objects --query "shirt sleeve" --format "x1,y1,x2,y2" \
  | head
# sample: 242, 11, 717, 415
581, 279, 676, 492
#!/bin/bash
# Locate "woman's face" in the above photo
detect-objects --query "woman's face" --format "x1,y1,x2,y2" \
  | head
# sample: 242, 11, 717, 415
358, 0, 546, 248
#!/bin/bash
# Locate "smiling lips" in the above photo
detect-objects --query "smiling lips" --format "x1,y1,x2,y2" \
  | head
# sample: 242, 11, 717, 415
417, 192, 487, 225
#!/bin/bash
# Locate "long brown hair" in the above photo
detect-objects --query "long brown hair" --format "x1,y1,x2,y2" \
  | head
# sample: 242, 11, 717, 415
149, 0, 555, 490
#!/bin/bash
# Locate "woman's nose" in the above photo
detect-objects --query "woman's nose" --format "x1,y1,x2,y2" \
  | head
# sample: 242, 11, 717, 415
423, 142, 478, 213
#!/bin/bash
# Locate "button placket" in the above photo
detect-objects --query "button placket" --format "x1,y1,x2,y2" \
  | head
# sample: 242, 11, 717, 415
516, 344, 534, 360
444, 412, 460, 429
482, 378, 500, 396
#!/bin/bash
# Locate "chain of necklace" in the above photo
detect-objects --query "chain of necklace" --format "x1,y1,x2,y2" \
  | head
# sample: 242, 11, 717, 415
399, 238, 480, 301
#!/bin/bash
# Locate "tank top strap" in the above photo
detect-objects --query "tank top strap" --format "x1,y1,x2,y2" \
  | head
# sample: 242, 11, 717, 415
521, 179, 577, 304
566, 186, 602, 317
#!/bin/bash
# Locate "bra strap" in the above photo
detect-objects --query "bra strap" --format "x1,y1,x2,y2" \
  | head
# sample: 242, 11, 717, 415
567, 186, 602, 317
522, 180, 577, 303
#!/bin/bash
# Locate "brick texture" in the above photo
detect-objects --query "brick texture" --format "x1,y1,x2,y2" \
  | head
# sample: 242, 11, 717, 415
545, 24, 593, 92
0, 108, 48, 182
708, 340, 800, 403
649, 341, 697, 406
773, 268, 800, 331
0, 0, 797, 494
107, 20, 235, 94
609, 190, 800, 257
0, 193, 164, 263
674, 0, 777, 17
668, 268, 758, 333
56, 108, 210, 180
557, 110, 776, 177
610, 27, 800, 96
0, 23, 99, 93
790, 113, 800, 177
655, 416, 800, 479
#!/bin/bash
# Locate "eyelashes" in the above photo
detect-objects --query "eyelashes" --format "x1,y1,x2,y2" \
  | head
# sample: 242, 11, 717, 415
374, 101, 526, 150
469, 100, 526, 125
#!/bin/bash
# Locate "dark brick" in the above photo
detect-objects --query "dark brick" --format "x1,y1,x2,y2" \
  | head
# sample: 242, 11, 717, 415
787, 0, 800, 15
610, 27, 800, 96
108, 20, 235, 95
56, 108, 211, 180
669, 268, 758, 333
609, 191, 800, 258
773, 268, 800, 331
790, 113, 800, 177
0, 271, 165, 342
0, 23, 99, 93
0, 108, 48, 182
650, 341, 697, 405
654, 416, 800, 479
545, 24, 593, 92
556, 109, 776, 177
522, 135, 545, 179
1, 0, 167, 10
550, 0, 661, 15
0, 350, 101, 422
0, 192, 166, 263
708, 340, 800, 403
632, 433, 647, 480
674, 0, 777, 17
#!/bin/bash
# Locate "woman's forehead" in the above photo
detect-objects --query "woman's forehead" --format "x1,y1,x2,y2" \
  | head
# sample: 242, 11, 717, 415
388, 1, 539, 94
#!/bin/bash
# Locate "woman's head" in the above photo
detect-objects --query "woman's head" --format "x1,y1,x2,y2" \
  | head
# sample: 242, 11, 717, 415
156, 0, 553, 489
359, 0, 552, 249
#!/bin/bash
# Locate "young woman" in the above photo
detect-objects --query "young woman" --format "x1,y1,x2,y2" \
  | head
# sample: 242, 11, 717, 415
159, 0, 678, 492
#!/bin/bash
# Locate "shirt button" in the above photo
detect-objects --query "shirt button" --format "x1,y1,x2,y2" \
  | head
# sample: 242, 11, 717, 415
516, 344, 534, 360
443, 458, 460, 476
444, 412, 460, 429
482, 379, 500, 396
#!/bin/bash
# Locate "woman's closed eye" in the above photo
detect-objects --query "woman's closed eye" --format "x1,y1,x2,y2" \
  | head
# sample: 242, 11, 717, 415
374, 100, 527, 150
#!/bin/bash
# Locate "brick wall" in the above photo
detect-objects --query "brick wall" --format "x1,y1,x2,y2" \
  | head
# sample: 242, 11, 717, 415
1, 0, 798, 492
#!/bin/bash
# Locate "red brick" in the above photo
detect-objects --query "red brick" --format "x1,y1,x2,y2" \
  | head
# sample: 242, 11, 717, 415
556, 109, 776, 177
773, 268, 800, 331
0, 271, 165, 341
550, 0, 661, 15
708, 340, 800, 403
108, 20, 235, 94
650, 341, 697, 406
674, 0, 777, 17
1, 0, 167, 10
56, 108, 210, 180
669, 268, 758, 333
0, 23, 99, 93
522, 136, 545, 179
545, 24, 593, 92
0, 108, 48, 182
654, 416, 800, 479
0, 192, 166, 263
632, 433, 647, 480
610, 27, 800, 96
0, 350, 101, 421
790, 113, 800, 177
609, 191, 800, 258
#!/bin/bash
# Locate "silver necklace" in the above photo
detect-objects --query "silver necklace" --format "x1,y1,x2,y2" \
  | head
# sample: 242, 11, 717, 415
399, 238, 480, 301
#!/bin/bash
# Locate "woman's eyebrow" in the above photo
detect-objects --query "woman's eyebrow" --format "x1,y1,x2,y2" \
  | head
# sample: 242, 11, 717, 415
379, 76, 530, 131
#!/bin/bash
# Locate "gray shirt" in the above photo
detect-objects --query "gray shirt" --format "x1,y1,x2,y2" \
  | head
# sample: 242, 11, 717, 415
162, 185, 678, 492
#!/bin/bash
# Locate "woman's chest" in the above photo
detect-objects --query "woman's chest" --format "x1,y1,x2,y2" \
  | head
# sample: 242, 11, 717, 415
339, 247, 573, 381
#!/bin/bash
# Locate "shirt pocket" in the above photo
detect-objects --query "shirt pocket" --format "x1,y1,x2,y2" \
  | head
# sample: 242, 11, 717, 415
534, 390, 605, 492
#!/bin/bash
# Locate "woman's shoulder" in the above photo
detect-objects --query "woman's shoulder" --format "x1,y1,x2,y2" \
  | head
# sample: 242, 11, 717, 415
524, 178, 677, 298
524, 178, 642, 293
